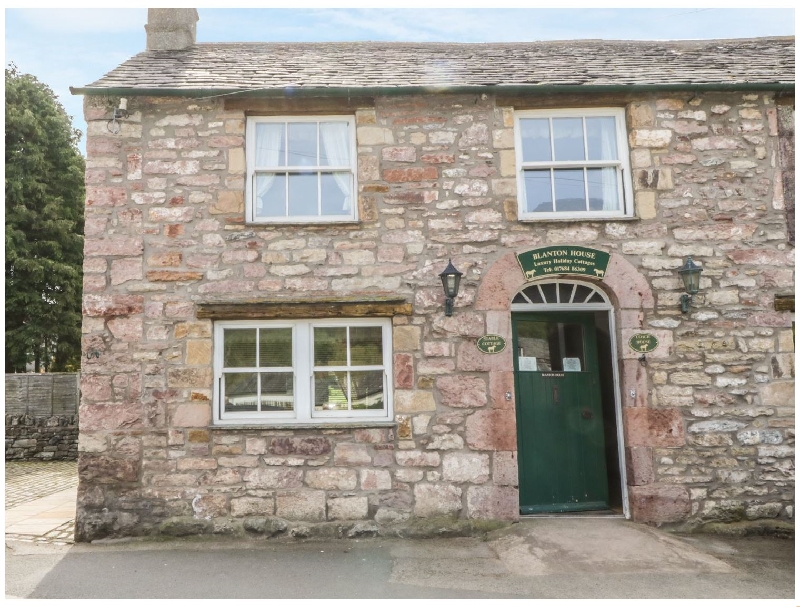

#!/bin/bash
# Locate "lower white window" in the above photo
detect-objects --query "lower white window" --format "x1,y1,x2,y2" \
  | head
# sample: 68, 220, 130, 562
213, 318, 393, 425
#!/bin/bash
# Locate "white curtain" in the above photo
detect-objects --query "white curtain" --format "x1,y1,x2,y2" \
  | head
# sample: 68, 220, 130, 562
597, 118, 619, 211
320, 122, 351, 212
255, 123, 284, 215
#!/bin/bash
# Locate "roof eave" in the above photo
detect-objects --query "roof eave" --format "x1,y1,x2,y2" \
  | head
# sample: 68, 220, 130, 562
69, 82, 795, 98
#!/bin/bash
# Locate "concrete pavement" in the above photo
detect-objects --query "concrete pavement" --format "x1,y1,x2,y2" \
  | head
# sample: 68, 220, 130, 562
5, 519, 794, 599
4, 461, 794, 599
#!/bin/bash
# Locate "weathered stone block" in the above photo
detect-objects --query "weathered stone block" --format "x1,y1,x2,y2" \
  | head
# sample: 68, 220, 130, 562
625, 446, 654, 485
436, 375, 487, 409
231, 497, 274, 517
334, 444, 371, 466
466, 486, 518, 520
394, 390, 436, 413
78, 453, 140, 484
360, 469, 392, 490
413, 483, 462, 517
629, 485, 690, 523
442, 453, 490, 483
269, 437, 331, 456
465, 410, 517, 451
624, 408, 684, 447
243, 468, 303, 489
275, 491, 326, 521
395, 450, 440, 467
323, 496, 367, 522
306, 468, 357, 490
170, 403, 211, 427
192, 494, 228, 519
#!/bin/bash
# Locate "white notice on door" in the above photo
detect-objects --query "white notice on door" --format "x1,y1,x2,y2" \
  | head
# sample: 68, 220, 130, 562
519, 357, 537, 371
563, 357, 582, 372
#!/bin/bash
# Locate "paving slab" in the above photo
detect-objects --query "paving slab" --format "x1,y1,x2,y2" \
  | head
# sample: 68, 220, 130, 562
5, 461, 77, 545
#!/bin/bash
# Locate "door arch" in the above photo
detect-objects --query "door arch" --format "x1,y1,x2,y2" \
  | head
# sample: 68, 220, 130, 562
510, 278, 628, 516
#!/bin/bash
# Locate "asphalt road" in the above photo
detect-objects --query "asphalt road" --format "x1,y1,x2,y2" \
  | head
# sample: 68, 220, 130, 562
5, 519, 795, 600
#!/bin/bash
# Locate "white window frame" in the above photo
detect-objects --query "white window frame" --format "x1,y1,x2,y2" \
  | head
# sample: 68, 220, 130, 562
245, 115, 358, 224
213, 318, 393, 426
514, 108, 633, 221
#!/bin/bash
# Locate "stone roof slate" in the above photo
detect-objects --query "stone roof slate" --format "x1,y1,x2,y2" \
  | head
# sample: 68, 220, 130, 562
83, 38, 795, 92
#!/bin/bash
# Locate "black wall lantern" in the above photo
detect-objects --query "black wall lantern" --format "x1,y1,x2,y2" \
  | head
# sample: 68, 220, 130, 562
439, 259, 463, 317
678, 257, 703, 313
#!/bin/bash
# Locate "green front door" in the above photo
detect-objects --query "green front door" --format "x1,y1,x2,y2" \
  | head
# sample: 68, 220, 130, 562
512, 312, 609, 513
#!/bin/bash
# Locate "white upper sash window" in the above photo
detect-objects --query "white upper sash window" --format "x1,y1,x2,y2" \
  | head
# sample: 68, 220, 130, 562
245, 116, 358, 223
514, 108, 633, 220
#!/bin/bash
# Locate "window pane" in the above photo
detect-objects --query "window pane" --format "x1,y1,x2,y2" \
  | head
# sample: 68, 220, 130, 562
224, 329, 257, 368
259, 328, 292, 368
314, 327, 347, 366
259, 372, 294, 412
516, 321, 586, 373
254, 173, 286, 217
586, 117, 618, 161
552, 118, 585, 161
223, 372, 258, 412
587, 168, 620, 212
554, 169, 586, 212
351, 371, 384, 410
539, 282, 557, 303
255, 123, 285, 167
314, 371, 349, 411
558, 283, 575, 303
321, 172, 351, 216
516, 321, 551, 371
319, 122, 350, 166
287, 122, 317, 166
520, 118, 551, 162
523, 285, 544, 303
288, 172, 318, 216
350, 326, 383, 366
523, 170, 553, 213
574, 284, 593, 303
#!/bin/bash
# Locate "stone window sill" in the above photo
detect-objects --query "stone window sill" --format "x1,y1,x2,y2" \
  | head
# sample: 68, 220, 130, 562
210, 421, 397, 431
518, 215, 641, 223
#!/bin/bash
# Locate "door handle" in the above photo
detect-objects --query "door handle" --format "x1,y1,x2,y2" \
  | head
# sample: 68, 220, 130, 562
581, 408, 593, 420
552, 385, 559, 405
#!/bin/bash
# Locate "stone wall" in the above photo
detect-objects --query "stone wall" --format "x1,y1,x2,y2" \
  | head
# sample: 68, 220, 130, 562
5, 373, 79, 461
6, 415, 79, 460
77, 91, 794, 540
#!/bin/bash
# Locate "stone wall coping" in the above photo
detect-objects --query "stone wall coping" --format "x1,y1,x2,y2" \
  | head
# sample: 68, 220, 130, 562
210, 421, 397, 431
197, 296, 412, 320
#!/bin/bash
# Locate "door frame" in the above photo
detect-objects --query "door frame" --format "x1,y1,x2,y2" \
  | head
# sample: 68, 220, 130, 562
510, 279, 630, 518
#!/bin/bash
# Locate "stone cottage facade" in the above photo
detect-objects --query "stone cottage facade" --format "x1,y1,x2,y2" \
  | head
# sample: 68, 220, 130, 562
72, 10, 795, 541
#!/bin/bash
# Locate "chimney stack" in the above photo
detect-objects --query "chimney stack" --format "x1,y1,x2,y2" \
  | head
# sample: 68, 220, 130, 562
145, 9, 199, 51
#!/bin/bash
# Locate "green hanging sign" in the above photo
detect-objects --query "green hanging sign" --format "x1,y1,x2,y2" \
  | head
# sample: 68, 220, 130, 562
628, 333, 660, 354
477, 334, 507, 354
517, 246, 611, 280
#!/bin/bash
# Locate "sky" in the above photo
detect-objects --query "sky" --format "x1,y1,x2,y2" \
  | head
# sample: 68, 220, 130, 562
4, 5, 796, 154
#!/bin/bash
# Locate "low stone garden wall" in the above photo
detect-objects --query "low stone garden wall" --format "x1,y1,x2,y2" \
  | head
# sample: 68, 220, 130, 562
5, 373, 79, 461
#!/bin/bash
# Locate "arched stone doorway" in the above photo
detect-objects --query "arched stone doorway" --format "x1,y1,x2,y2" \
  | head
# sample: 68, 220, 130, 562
475, 251, 670, 521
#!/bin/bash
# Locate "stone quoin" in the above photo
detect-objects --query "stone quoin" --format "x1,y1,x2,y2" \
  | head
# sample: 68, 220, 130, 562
69, 9, 795, 541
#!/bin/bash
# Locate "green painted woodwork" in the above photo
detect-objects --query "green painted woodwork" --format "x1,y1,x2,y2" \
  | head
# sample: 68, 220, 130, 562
512, 312, 609, 514
516, 246, 610, 281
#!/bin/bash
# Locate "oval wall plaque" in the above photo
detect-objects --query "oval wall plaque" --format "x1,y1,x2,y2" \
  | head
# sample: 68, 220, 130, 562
477, 334, 507, 354
516, 246, 611, 281
628, 333, 660, 354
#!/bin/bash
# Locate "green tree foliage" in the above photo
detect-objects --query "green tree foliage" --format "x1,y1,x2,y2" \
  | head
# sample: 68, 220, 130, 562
5, 65, 85, 372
